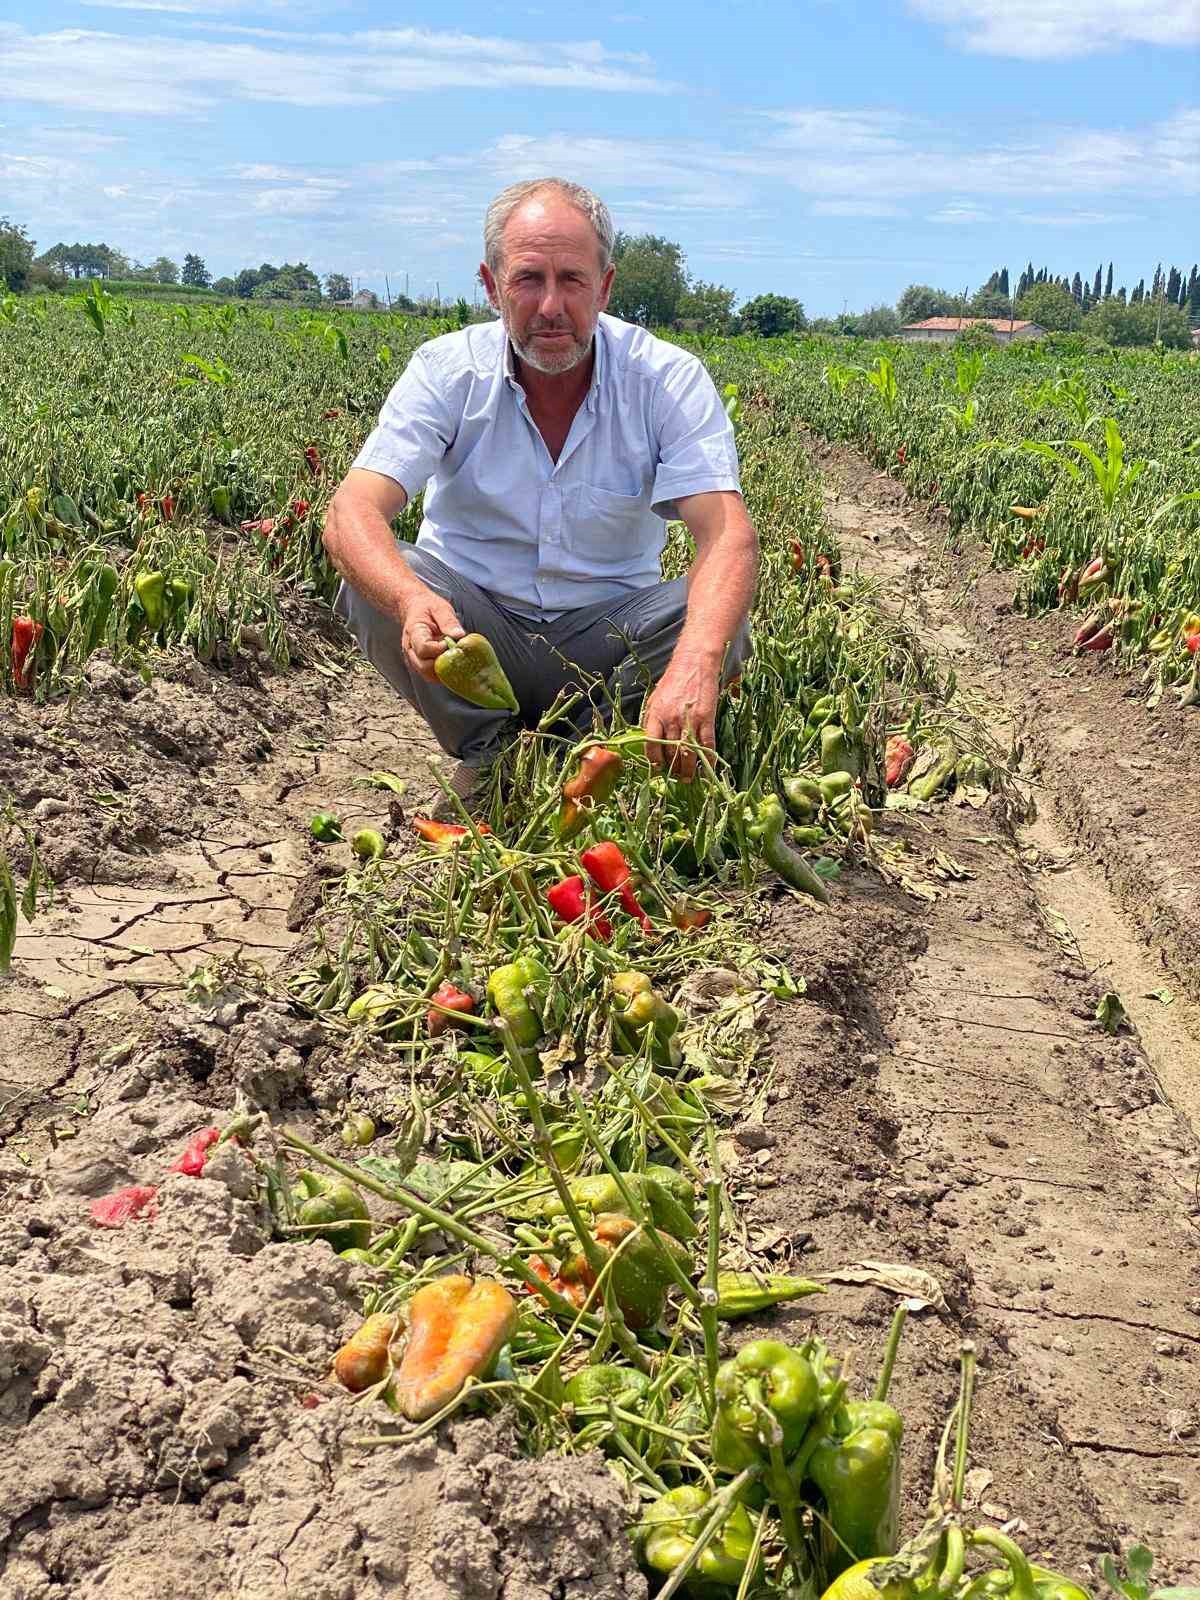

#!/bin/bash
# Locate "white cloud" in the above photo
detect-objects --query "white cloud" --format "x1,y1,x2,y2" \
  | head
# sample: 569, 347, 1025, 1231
929, 203, 990, 223
811, 200, 904, 218
0, 21, 673, 117
907, 0, 1200, 58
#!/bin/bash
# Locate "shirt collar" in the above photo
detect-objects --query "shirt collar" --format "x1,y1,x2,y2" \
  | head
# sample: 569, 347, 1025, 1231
502, 317, 605, 411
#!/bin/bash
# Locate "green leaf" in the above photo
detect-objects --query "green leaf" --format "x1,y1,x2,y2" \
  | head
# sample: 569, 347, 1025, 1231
358, 770, 408, 795
1095, 991, 1128, 1034
1127, 1550, 1155, 1589
1144, 987, 1174, 1005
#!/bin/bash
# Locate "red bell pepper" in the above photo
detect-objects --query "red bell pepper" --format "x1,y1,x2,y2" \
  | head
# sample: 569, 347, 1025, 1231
580, 841, 652, 933
160, 492, 175, 522
170, 1127, 220, 1177
426, 981, 476, 1036
412, 818, 492, 848
1077, 555, 1111, 597
884, 734, 915, 788
546, 875, 613, 941
90, 1185, 159, 1227
11, 617, 43, 690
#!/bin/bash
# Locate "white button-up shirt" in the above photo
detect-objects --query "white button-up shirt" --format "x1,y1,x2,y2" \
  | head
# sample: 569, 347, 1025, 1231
352, 313, 741, 621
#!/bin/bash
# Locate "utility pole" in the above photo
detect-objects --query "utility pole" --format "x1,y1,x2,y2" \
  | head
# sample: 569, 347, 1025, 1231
436, 280, 441, 310
385, 274, 392, 310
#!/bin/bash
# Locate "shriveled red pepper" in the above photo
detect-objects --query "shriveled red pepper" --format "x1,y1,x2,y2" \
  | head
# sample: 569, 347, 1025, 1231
896, 444, 906, 465
791, 542, 833, 579
292, 498, 310, 519
160, 492, 175, 522
1073, 611, 1113, 651
321, 408, 341, 420
426, 980, 476, 1037
581, 840, 652, 933
90, 1185, 159, 1227
557, 746, 622, 840
412, 818, 492, 849
304, 444, 323, 476
884, 734, 915, 788
1057, 567, 1078, 605
1077, 555, 1111, 597
11, 617, 43, 690
170, 1127, 220, 1177
1020, 536, 1046, 559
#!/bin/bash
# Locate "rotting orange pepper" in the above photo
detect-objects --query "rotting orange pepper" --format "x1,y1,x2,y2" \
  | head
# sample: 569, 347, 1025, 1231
557, 745, 622, 841
412, 818, 492, 849
394, 1275, 516, 1422
333, 1312, 403, 1394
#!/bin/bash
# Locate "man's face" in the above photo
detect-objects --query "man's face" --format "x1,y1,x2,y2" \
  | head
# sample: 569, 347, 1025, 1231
481, 196, 614, 376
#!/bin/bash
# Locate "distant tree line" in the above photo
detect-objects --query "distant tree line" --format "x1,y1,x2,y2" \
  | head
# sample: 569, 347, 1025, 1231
1, 215, 1193, 349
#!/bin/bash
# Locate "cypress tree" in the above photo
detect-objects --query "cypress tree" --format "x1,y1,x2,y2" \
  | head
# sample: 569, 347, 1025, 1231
1093, 266, 1102, 299
1166, 265, 1181, 303
1117, 286, 1127, 304
999, 266, 1009, 296
1188, 266, 1200, 318
1071, 271, 1083, 303
1150, 263, 1163, 300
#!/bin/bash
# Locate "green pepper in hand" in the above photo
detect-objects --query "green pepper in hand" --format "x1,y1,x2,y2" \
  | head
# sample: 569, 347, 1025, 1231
808, 1400, 903, 1575
639, 1485, 758, 1594
434, 631, 519, 713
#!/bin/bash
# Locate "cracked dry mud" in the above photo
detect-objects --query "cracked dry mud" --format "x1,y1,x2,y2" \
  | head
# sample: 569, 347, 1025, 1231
2, 458, 1199, 1594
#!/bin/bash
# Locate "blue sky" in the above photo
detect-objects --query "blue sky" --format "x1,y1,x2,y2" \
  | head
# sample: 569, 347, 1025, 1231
1, 1, 1197, 314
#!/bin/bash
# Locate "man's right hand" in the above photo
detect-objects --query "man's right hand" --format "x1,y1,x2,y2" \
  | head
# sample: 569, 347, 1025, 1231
400, 587, 466, 682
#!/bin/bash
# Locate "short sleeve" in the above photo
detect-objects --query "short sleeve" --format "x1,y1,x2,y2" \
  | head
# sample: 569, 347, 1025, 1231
352, 345, 456, 500
649, 356, 742, 521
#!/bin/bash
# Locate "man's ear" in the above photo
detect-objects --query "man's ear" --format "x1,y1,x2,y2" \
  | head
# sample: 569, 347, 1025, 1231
479, 262, 501, 311
598, 262, 615, 313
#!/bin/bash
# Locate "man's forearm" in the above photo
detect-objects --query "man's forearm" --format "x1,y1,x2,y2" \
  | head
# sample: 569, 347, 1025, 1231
676, 505, 758, 668
323, 495, 428, 621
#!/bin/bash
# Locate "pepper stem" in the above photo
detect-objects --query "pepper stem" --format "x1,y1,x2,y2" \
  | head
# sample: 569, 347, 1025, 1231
952, 1339, 977, 1511
277, 1127, 601, 1334
874, 1300, 910, 1403
500, 1027, 650, 1374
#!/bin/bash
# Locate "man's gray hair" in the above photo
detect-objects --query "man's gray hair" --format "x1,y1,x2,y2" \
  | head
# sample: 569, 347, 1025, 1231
483, 178, 615, 274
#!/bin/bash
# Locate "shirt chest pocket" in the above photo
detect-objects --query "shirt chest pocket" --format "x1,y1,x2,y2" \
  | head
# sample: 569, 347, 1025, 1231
565, 484, 650, 573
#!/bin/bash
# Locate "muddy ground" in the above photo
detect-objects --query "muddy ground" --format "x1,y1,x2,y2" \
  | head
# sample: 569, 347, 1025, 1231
2, 457, 1198, 1595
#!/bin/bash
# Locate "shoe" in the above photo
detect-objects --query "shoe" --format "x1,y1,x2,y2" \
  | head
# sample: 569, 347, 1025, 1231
430, 762, 484, 821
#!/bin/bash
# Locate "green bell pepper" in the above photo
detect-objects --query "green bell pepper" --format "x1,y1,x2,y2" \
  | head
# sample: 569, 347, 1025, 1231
808, 1400, 903, 1575
712, 1338, 820, 1471
639, 1485, 758, 1594
564, 1363, 652, 1407
487, 952, 548, 1048
292, 1170, 370, 1253
514, 1170, 698, 1240
820, 724, 862, 780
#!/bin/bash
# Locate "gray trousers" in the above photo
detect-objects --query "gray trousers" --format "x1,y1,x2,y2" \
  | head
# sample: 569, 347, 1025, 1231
334, 546, 750, 765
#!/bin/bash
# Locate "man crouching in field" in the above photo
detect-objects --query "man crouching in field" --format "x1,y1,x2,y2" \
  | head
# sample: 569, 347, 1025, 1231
323, 177, 758, 804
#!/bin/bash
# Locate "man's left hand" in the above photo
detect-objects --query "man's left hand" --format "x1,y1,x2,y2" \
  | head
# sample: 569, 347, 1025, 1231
643, 650, 721, 782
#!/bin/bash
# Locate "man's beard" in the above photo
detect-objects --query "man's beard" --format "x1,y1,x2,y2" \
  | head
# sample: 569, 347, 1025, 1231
508, 318, 594, 375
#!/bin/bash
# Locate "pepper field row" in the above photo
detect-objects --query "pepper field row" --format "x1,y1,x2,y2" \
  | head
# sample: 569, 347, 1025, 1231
720, 333, 1200, 705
